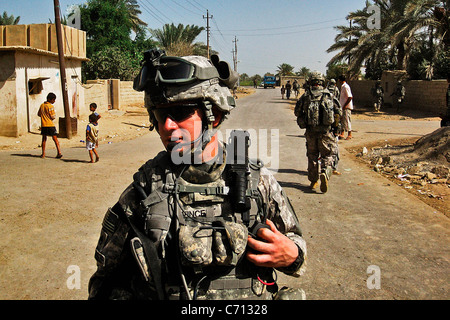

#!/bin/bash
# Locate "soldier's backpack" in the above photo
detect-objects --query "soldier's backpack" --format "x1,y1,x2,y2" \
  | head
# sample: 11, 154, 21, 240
306, 91, 335, 128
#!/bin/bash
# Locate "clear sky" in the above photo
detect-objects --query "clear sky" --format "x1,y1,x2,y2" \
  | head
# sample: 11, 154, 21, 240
2, 0, 367, 76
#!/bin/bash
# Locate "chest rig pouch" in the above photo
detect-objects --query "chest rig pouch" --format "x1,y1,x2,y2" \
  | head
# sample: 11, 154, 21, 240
134, 152, 264, 272
176, 162, 262, 269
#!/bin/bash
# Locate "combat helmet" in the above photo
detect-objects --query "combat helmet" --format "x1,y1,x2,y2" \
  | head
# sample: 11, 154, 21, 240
134, 49, 238, 135
308, 71, 325, 93
309, 71, 325, 87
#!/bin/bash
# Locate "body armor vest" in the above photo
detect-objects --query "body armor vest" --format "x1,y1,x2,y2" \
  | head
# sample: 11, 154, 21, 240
131, 151, 275, 299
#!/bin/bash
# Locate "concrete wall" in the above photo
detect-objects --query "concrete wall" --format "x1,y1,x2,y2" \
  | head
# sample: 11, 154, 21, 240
0, 51, 84, 137
0, 24, 87, 137
1, 24, 86, 59
120, 81, 144, 107
83, 80, 110, 116
348, 71, 447, 114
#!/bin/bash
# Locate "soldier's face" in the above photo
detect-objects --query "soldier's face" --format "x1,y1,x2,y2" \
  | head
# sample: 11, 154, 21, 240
157, 105, 204, 153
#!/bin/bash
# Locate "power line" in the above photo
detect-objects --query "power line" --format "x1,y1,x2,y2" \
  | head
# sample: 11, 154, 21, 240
170, 0, 201, 16
216, 18, 345, 32
217, 25, 339, 37
191, 0, 208, 11
143, 0, 174, 23
138, 0, 170, 25
185, 0, 204, 14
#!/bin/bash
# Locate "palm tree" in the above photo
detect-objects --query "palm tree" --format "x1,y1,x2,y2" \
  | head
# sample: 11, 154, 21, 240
122, 0, 147, 33
328, 0, 448, 78
394, 0, 449, 78
277, 63, 294, 76
149, 23, 205, 56
327, 0, 412, 77
0, 11, 20, 25
297, 67, 311, 78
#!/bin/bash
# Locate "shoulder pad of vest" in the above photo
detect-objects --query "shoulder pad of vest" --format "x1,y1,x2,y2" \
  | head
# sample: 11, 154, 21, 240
133, 151, 170, 193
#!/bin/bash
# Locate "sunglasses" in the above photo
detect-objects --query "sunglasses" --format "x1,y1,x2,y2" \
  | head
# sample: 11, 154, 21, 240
153, 104, 199, 123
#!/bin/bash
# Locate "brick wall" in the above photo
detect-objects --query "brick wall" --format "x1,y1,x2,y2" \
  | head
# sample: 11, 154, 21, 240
120, 81, 144, 107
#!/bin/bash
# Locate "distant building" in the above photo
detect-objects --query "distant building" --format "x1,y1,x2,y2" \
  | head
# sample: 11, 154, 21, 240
0, 24, 87, 137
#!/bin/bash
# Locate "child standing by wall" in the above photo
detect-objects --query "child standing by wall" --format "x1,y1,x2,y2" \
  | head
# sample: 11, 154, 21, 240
86, 113, 99, 163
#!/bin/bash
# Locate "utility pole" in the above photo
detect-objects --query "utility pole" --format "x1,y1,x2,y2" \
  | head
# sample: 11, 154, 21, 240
53, 0, 72, 139
233, 36, 239, 86
203, 10, 212, 59
233, 36, 238, 72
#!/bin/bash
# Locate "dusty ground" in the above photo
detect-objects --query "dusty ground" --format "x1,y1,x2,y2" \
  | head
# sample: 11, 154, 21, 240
2, 87, 446, 215
1, 86, 448, 300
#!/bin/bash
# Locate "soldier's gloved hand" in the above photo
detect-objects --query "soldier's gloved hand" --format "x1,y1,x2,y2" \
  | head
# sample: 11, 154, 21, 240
246, 219, 299, 268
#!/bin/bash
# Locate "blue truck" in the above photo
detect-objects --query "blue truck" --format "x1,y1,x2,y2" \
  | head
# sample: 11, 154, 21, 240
263, 75, 276, 88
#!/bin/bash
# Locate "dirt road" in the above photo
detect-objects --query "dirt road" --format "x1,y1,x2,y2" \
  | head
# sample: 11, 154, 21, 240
0, 88, 448, 300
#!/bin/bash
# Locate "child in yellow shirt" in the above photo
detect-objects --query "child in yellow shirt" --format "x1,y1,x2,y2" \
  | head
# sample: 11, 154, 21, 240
37, 92, 62, 158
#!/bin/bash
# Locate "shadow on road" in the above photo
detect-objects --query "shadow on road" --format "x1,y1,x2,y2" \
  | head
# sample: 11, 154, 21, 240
60, 158, 91, 163
278, 180, 317, 194
11, 153, 42, 158
365, 131, 423, 136
276, 168, 307, 176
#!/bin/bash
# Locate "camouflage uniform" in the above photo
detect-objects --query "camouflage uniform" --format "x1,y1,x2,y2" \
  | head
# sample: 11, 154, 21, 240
392, 81, 405, 112
327, 79, 340, 100
88, 50, 307, 300
372, 81, 384, 112
294, 72, 342, 192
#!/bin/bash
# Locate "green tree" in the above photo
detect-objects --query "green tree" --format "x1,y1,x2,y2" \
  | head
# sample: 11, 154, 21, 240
327, 0, 449, 79
326, 63, 348, 80
84, 46, 138, 80
0, 11, 20, 25
393, 0, 450, 79
79, 0, 154, 80
277, 63, 294, 76
149, 23, 205, 56
327, 0, 404, 78
121, 0, 148, 33
80, 0, 134, 56
296, 67, 311, 78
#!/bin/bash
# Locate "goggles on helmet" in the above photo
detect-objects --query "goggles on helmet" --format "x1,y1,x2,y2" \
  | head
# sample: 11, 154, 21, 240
134, 54, 220, 91
153, 103, 199, 123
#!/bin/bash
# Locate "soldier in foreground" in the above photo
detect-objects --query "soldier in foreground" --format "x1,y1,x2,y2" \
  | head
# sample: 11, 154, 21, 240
88, 49, 307, 300
294, 71, 342, 193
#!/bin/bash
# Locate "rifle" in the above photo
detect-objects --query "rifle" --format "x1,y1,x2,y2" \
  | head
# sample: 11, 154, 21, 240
227, 130, 252, 226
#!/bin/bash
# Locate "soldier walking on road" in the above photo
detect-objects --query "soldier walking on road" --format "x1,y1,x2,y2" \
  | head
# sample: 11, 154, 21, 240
88, 49, 307, 300
372, 80, 384, 112
294, 71, 342, 193
391, 80, 405, 112
327, 79, 340, 100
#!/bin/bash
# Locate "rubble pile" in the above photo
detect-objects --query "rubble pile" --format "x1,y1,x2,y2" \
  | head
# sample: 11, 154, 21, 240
356, 127, 450, 202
